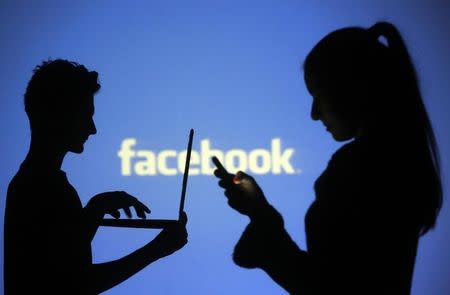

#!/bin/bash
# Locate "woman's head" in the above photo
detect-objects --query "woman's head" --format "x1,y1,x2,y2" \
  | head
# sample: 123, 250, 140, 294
304, 22, 442, 235
304, 24, 396, 141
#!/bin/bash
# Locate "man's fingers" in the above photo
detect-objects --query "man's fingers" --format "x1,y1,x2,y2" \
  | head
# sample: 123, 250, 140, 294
123, 206, 132, 218
136, 201, 151, 214
98, 191, 153, 219
181, 227, 188, 244
121, 192, 151, 218
134, 205, 147, 219
176, 224, 188, 243
133, 202, 150, 219
121, 191, 137, 202
109, 210, 120, 219
179, 211, 188, 225
142, 203, 151, 214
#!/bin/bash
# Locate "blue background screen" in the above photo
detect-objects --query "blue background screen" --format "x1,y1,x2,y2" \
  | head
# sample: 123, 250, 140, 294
1, 1, 449, 294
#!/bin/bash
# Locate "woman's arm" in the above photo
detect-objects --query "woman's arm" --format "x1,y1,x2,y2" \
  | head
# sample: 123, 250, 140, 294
213, 162, 315, 294
233, 204, 314, 294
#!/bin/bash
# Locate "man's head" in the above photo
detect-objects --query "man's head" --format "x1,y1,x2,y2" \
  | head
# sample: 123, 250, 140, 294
24, 59, 100, 153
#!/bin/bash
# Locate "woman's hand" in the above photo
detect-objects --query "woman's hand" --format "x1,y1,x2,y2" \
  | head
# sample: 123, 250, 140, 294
213, 157, 270, 218
85, 191, 151, 220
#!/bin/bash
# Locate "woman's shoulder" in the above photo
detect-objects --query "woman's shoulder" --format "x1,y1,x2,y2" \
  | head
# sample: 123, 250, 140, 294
326, 138, 367, 173
316, 136, 397, 197
322, 135, 420, 201
328, 135, 394, 170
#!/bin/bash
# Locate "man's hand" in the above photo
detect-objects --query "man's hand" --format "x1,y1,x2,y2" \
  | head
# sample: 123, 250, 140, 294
85, 191, 151, 220
152, 212, 188, 257
212, 157, 270, 218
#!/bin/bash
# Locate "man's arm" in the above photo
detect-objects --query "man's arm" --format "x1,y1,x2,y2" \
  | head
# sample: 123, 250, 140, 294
86, 214, 188, 294
83, 191, 151, 242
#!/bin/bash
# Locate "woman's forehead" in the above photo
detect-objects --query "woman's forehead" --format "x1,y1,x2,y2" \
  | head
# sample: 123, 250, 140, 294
305, 73, 339, 94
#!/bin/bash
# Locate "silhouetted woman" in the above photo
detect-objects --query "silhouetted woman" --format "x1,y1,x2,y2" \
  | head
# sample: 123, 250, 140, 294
214, 21, 442, 294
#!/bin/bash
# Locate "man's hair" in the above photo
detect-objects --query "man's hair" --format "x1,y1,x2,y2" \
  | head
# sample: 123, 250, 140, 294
24, 59, 101, 129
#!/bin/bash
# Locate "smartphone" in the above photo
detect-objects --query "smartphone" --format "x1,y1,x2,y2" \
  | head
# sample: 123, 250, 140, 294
212, 156, 242, 184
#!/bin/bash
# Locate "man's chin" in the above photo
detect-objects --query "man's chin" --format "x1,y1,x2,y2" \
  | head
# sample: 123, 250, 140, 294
69, 145, 84, 154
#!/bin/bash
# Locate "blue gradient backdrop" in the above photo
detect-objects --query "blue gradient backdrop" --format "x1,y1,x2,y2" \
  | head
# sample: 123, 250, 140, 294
1, 1, 449, 294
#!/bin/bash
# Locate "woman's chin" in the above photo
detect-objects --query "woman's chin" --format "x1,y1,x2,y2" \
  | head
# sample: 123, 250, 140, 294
330, 131, 354, 142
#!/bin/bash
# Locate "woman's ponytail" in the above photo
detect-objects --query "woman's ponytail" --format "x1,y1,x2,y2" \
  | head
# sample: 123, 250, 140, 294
369, 21, 442, 235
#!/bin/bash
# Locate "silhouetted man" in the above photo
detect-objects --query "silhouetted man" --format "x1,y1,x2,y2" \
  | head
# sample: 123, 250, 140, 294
4, 59, 188, 294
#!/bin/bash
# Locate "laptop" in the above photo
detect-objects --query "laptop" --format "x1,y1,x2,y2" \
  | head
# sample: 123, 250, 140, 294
100, 129, 194, 228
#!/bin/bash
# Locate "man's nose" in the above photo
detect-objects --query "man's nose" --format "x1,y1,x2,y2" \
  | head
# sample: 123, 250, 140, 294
90, 119, 97, 135
311, 100, 320, 121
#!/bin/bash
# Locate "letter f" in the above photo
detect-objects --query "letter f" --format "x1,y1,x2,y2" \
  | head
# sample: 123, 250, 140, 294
118, 138, 136, 176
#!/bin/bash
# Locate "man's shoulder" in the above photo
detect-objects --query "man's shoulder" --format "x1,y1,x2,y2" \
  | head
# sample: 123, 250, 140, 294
8, 164, 46, 193
6, 163, 67, 209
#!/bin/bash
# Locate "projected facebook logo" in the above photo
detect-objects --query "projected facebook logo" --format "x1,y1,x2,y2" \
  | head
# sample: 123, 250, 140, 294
118, 138, 298, 176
